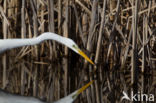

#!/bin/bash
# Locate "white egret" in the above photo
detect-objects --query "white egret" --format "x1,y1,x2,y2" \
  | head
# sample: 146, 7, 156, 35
0, 81, 93, 103
0, 32, 94, 64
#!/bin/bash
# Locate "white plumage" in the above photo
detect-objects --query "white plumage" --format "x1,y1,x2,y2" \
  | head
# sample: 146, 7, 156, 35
0, 81, 93, 103
0, 32, 76, 54
0, 32, 94, 64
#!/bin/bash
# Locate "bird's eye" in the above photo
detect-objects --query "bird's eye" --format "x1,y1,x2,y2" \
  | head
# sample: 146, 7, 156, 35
72, 45, 78, 49
73, 45, 76, 47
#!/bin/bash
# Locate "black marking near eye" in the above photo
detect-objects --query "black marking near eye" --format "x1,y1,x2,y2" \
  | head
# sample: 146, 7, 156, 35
72, 45, 76, 48
72, 45, 78, 49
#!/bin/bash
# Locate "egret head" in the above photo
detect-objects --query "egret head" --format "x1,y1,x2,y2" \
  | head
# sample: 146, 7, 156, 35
63, 38, 94, 65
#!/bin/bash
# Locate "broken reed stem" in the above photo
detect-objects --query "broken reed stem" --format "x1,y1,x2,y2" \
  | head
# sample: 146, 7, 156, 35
75, 0, 91, 15
87, 0, 98, 52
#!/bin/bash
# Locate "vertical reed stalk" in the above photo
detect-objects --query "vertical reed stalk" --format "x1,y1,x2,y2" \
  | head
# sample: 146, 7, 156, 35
63, 0, 69, 96
48, 0, 55, 101
21, 0, 26, 95
131, 0, 139, 95
2, 0, 7, 89
58, 0, 62, 35
94, 0, 107, 103
30, 0, 38, 96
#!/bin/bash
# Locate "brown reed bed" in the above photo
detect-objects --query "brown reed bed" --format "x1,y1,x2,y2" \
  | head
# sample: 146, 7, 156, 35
0, 0, 156, 102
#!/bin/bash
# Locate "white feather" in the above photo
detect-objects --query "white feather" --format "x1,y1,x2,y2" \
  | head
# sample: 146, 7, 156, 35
0, 89, 80, 103
0, 32, 78, 54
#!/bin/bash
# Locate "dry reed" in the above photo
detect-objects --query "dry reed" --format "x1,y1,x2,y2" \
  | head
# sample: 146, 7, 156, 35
0, 0, 156, 103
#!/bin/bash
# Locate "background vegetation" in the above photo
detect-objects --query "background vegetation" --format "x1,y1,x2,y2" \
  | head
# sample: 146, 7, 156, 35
0, 0, 156, 103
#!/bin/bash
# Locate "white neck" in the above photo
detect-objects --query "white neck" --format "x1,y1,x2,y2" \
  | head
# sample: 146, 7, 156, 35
0, 32, 66, 54
0, 89, 46, 103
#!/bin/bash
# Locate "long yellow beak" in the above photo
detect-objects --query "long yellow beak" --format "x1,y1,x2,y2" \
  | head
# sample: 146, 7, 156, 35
77, 49, 94, 65
76, 80, 94, 95
72, 80, 94, 99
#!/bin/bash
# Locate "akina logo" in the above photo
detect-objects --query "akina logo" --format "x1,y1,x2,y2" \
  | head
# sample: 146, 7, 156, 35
121, 91, 154, 102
